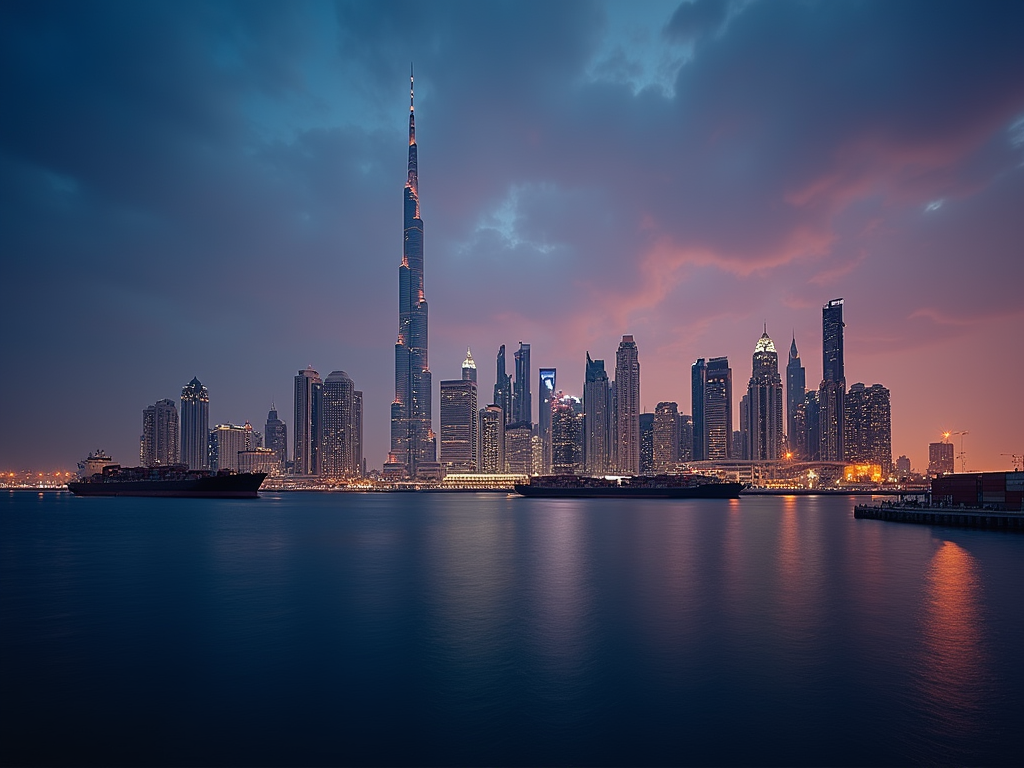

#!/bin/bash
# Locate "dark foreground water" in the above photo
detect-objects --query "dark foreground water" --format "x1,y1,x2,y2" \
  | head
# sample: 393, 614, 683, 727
2, 490, 1022, 766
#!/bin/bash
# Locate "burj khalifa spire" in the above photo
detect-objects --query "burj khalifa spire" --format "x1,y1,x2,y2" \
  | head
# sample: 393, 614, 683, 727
391, 66, 435, 476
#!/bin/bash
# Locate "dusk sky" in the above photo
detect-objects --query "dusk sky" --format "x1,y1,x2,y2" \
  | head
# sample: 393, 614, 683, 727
2, 0, 1022, 473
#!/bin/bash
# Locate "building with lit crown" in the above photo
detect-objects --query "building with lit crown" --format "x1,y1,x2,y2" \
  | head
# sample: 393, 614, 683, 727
743, 328, 784, 461
180, 377, 209, 470
440, 361, 478, 473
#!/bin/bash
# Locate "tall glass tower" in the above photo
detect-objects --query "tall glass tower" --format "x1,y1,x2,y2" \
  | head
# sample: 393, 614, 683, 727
180, 377, 209, 470
391, 68, 435, 477
818, 298, 846, 461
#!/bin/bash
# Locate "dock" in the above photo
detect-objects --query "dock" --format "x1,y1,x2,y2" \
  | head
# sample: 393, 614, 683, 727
854, 503, 1024, 531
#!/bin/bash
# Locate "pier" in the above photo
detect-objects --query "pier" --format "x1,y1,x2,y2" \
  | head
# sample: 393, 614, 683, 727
854, 503, 1024, 531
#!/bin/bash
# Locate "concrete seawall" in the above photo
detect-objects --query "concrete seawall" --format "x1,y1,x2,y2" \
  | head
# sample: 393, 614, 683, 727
854, 504, 1024, 531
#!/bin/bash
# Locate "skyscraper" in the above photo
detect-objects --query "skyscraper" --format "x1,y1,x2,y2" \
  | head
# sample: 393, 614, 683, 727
744, 328, 784, 461
209, 423, 248, 472
142, 399, 179, 467
505, 421, 533, 475
538, 368, 556, 474
494, 345, 512, 425
786, 334, 806, 458
264, 404, 287, 471
639, 413, 655, 475
691, 359, 707, 461
928, 442, 954, 476
391, 69, 434, 478
615, 335, 640, 474
551, 396, 583, 475
513, 342, 531, 425
294, 365, 322, 476
845, 383, 892, 473
440, 370, 478, 473
478, 405, 505, 473
653, 402, 680, 473
704, 357, 732, 460
819, 298, 846, 461
462, 349, 477, 384
180, 377, 209, 470
321, 370, 358, 479
583, 353, 610, 476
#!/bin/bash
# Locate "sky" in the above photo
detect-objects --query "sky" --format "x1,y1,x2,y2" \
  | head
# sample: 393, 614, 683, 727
2, 0, 1023, 474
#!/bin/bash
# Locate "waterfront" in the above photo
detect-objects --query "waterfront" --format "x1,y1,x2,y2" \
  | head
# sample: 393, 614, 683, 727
2, 490, 1022, 766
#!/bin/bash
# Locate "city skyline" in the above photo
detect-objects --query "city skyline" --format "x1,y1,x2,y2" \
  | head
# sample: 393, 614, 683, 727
2, 1, 1023, 473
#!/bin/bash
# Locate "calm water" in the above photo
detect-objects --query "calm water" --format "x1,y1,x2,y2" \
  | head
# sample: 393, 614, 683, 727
2, 490, 1022, 766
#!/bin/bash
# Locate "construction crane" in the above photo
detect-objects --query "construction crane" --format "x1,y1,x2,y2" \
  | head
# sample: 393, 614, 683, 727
946, 431, 969, 472
1001, 454, 1023, 472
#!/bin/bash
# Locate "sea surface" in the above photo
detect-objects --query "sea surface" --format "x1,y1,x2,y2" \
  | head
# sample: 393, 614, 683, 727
2, 489, 1022, 766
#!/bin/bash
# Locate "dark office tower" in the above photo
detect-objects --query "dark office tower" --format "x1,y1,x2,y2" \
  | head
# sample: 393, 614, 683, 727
615, 335, 641, 474
583, 354, 610, 476
505, 421, 533, 475
738, 393, 750, 461
551, 397, 584, 475
478, 405, 505, 473
538, 368, 556, 473
639, 413, 655, 475
691, 359, 707, 461
653, 402, 680, 473
265, 404, 287, 470
786, 334, 806, 458
513, 342, 532, 425
321, 371, 358, 479
353, 390, 363, 476
440, 373, 478, 472
704, 357, 732, 460
142, 399, 179, 467
180, 377, 209, 470
294, 365, 322, 476
803, 390, 820, 461
494, 345, 513, 425
744, 329, 784, 461
678, 415, 693, 462
392, 69, 434, 478
845, 383, 892, 473
462, 349, 477, 383
818, 298, 846, 461
928, 442, 954, 476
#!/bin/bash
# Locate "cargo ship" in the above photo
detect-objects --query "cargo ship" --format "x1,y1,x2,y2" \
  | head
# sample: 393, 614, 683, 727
514, 474, 745, 499
68, 464, 267, 498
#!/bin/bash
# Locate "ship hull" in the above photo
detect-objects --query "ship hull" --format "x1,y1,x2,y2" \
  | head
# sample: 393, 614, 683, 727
513, 481, 745, 499
68, 473, 267, 499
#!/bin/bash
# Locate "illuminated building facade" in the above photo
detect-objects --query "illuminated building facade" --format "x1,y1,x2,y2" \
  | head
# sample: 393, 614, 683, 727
209, 423, 248, 472
639, 413, 654, 475
493, 345, 512, 425
818, 298, 846, 461
294, 365, 322, 476
691, 358, 707, 461
440, 374, 478, 473
653, 401, 680, 473
744, 329, 784, 461
264, 404, 287, 471
321, 370, 359, 479
615, 335, 640, 473
845, 382, 891, 473
551, 396, 583, 474
504, 421, 533, 475
180, 377, 209, 470
391, 69, 435, 478
583, 353, 610, 476
928, 441, 954, 476
142, 399, 179, 468
478, 405, 505, 473
786, 334, 806, 458
704, 357, 733, 460
538, 368, 556, 473
513, 342, 532, 425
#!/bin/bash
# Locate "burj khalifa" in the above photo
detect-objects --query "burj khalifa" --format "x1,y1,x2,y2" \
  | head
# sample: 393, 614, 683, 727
391, 68, 435, 476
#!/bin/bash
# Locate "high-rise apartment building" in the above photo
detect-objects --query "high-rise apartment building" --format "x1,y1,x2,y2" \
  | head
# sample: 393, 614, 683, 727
691, 358, 707, 461
321, 370, 359, 479
845, 383, 892, 473
678, 415, 693, 462
391, 70, 434, 478
551, 397, 583, 474
505, 421, 533, 475
928, 442, 954, 476
494, 345, 512, 425
513, 342, 531, 425
538, 368, 556, 474
818, 298, 846, 461
583, 353, 610, 476
180, 377, 209, 470
209, 423, 249, 472
353, 390, 363, 475
653, 402, 680, 473
141, 399, 179, 468
615, 335, 640, 474
440, 372, 478, 473
264, 404, 287, 471
704, 357, 732, 460
786, 334, 806, 458
478, 405, 505, 473
803, 390, 820, 461
639, 413, 655, 475
744, 329, 784, 461
294, 366, 322, 476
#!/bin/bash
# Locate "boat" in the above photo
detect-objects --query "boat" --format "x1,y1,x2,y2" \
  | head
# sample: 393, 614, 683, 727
67, 464, 267, 498
513, 473, 746, 499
